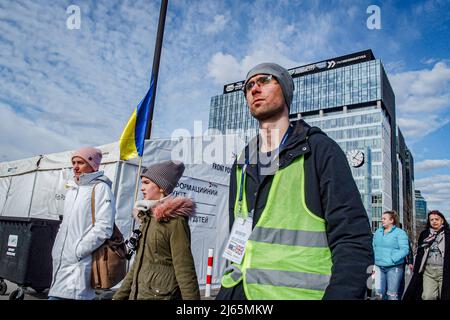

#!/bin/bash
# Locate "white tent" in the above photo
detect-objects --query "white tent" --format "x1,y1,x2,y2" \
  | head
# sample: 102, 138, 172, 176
0, 135, 244, 289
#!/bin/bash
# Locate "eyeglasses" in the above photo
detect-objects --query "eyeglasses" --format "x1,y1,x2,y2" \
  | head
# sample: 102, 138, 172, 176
244, 74, 273, 92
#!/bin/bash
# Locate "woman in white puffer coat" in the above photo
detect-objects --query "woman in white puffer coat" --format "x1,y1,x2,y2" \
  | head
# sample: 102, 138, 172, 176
48, 147, 116, 300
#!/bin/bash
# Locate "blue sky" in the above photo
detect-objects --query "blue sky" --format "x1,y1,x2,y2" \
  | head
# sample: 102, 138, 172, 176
0, 0, 449, 214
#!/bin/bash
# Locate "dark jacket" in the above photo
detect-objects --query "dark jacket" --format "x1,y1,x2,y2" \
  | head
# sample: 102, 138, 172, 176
113, 197, 200, 300
218, 119, 374, 300
403, 228, 450, 300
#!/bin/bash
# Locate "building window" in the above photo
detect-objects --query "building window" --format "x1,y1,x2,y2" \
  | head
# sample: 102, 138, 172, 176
372, 194, 382, 204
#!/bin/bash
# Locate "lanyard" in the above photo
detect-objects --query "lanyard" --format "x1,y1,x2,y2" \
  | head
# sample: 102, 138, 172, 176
237, 160, 248, 215
237, 124, 293, 214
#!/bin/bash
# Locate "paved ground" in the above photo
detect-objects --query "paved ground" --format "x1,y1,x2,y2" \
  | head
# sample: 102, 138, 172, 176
0, 280, 46, 300
0, 280, 219, 300
1, 270, 412, 300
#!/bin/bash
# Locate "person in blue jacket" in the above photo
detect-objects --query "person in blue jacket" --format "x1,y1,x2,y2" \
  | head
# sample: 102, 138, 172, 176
372, 210, 410, 300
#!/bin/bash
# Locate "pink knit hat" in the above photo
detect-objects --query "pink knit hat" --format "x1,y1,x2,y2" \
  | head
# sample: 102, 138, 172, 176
71, 147, 102, 171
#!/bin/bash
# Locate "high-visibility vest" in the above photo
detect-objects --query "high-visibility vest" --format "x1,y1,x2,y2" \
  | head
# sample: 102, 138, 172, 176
221, 156, 333, 300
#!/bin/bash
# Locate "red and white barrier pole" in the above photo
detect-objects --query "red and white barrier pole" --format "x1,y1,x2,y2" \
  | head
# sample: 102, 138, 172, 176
205, 248, 214, 297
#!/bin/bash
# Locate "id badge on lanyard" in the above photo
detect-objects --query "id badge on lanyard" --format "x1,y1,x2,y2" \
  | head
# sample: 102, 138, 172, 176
222, 211, 253, 265
222, 163, 253, 265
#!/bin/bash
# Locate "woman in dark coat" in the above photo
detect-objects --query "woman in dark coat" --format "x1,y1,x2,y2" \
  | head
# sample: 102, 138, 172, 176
403, 210, 450, 300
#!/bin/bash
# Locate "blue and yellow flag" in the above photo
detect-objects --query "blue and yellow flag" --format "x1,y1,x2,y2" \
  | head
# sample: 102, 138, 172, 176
119, 77, 155, 160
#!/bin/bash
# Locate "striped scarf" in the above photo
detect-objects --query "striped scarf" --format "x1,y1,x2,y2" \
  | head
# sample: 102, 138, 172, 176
421, 225, 445, 249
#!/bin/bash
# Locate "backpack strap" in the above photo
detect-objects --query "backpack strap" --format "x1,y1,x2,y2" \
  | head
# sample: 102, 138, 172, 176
90, 182, 124, 242
91, 183, 100, 226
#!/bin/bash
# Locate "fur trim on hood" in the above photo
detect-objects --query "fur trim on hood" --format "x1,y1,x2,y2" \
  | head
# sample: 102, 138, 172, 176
152, 196, 196, 222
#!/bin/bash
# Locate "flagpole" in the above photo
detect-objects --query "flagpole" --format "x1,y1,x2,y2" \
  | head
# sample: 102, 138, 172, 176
132, 156, 143, 209
145, 0, 168, 140
131, 0, 168, 232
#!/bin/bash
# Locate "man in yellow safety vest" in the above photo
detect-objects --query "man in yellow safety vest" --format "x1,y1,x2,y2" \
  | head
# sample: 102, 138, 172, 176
217, 63, 374, 300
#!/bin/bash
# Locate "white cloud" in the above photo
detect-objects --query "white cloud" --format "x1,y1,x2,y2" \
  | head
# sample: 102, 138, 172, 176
423, 58, 438, 65
0, 1, 160, 161
397, 116, 450, 141
207, 52, 243, 85
0, 102, 73, 161
385, 60, 406, 73
415, 175, 450, 215
204, 15, 228, 34
391, 61, 450, 140
415, 174, 450, 187
391, 62, 450, 113
415, 159, 450, 172
206, 5, 341, 86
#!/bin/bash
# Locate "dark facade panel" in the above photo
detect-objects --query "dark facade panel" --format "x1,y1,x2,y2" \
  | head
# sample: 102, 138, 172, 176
380, 64, 396, 122
398, 129, 407, 161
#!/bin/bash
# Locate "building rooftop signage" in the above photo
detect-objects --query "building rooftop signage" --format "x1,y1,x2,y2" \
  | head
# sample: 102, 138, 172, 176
223, 50, 375, 94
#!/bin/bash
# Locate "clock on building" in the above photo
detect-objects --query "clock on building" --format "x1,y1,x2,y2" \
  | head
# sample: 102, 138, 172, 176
346, 149, 365, 168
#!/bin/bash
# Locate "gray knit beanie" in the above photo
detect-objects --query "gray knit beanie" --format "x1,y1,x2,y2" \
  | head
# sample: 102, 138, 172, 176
244, 62, 295, 109
140, 160, 185, 195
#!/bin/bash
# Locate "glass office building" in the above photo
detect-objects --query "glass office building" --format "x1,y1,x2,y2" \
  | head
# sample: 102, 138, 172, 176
415, 190, 427, 236
209, 51, 394, 140
301, 105, 390, 230
208, 50, 414, 232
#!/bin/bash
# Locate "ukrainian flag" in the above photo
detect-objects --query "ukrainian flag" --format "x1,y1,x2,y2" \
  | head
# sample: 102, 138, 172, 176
119, 77, 155, 160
